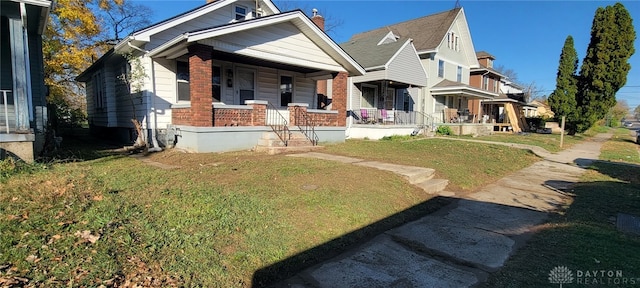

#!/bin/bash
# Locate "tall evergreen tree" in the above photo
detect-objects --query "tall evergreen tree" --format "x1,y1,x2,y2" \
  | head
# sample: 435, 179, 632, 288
548, 35, 579, 133
575, 2, 636, 132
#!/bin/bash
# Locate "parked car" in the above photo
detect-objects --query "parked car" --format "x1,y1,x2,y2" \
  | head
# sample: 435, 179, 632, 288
624, 121, 633, 127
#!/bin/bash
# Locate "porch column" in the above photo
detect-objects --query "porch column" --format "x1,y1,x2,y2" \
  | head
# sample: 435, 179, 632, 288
288, 103, 308, 126
9, 16, 31, 132
331, 72, 348, 126
246, 100, 267, 126
188, 44, 213, 126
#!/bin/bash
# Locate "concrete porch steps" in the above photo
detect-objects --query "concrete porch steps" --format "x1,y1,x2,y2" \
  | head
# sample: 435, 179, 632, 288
255, 131, 321, 155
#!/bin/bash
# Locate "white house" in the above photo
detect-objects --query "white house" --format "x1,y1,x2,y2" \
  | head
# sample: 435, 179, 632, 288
77, 0, 364, 153
340, 8, 498, 138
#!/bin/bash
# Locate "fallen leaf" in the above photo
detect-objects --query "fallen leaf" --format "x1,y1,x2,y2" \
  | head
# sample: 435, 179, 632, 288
74, 230, 100, 244
25, 255, 38, 263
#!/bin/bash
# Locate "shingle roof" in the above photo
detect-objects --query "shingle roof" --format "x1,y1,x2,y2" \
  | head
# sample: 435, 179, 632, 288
476, 51, 495, 59
340, 30, 408, 68
349, 8, 461, 52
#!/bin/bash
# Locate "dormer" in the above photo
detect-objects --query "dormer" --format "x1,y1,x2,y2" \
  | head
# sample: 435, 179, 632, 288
377, 31, 399, 45
232, 1, 264, 22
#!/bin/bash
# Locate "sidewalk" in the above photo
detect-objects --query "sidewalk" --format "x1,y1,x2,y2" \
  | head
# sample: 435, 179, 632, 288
273, 133, 612, 288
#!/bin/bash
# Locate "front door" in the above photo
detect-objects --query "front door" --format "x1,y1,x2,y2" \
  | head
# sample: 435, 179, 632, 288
236, 68, 255, 105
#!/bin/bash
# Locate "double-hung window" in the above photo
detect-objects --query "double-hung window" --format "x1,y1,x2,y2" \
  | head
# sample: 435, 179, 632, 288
438, 60, 445, 78
93, 72, 105, 109
177, 61, 190, 101
456, 66, 462, 82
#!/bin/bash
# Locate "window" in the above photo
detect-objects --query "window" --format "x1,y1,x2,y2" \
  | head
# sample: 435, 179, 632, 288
483, 76, 489, 90
402, 91, 411, 111
235, 5, 247, 20
280, 75, 293, 107
493, 78, 498, 92
454, 36, 459, 51
456, 66, 462, 82
438, 60, 445, 78
361, 85, 376, 108
177, 61, 190, 101
212, 66, 221, 102
93, 72, 105, 109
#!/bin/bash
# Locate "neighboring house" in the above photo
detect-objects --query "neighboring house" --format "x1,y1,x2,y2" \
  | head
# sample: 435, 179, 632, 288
0, 0, 52, 162
529, 99, 555, 118
76, 0, 364, 153
342, 7, 497, 139
469, 51, 503, 121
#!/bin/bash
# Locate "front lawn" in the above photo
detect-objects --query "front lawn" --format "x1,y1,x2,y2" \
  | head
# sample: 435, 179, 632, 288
0, 132, 543, 287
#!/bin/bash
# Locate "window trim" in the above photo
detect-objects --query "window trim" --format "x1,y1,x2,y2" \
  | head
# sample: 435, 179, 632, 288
279, 74, 294, 107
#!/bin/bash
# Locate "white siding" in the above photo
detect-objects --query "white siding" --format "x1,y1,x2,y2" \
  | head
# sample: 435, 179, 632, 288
152, 58, 176, 129
294, 77, 315, 107
201, 22, 343, 70
257, 66, 278, 104
104, 63, 117, 127
386, 43, 427, 87
146, 6, 234, 51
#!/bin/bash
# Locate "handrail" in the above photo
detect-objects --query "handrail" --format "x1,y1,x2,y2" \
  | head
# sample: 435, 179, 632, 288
293, 106, 319, 146
266, 102, 290, 146
1, 90, 12, 133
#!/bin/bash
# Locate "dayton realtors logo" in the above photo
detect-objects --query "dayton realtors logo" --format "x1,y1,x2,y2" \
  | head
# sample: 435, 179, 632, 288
549, 266, 640, 286
549, 266, 574, 287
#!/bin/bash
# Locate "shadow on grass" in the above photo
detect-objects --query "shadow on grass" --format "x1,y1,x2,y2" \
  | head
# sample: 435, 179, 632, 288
251, 196, 456, 287
588, 160, 640, 184
41, 128, 128, 163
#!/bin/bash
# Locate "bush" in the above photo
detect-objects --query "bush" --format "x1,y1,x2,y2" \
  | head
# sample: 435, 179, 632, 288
436, 126, 453, 136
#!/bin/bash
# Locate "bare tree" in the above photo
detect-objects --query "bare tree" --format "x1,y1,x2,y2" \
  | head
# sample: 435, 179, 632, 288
97, 0, 153, 42
494, 64, 519, 83
275, 1, 344, 35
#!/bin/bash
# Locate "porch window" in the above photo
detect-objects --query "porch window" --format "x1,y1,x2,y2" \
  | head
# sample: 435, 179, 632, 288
93, 72, 105, 109
438, 60, 444, 78
177, 61, 190, 101
361, 84, 376, 108
280, 75, 293, 107
402, 91, 411, 111
456, 66, 462, 82
212, 66, 221, 102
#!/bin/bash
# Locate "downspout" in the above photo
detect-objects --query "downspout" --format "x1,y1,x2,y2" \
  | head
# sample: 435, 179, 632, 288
345, 75, 353, 138
127, 42, 162, 152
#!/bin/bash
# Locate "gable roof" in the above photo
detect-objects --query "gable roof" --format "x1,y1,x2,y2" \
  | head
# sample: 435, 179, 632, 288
114, 0, 281, 51
148, 10, 365, 75
350, 8, 461, 53
339, 30, 408, 69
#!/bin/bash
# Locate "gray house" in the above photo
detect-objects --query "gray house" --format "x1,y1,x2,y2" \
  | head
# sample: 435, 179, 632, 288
0, 0, 52, 162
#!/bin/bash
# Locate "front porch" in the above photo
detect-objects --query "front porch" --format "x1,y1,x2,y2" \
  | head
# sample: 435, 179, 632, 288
170, 100, 344, 153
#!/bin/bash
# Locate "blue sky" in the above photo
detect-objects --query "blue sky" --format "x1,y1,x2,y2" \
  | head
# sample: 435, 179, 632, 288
140, 0, 640, 110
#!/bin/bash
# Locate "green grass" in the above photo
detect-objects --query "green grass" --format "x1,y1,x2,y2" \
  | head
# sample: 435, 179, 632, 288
456, 132, 587, 153
0, 130, 590, 287
0, 136, 452, 287
481, 135, 640, 288
323, 138, 540, 192
599, 128, 640, 164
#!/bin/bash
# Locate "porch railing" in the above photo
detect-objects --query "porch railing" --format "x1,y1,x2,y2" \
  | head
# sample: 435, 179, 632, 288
1, 90, 15, 134
353, 109, 433, 126
293, 106, 319, 146
266, 102, 291, 146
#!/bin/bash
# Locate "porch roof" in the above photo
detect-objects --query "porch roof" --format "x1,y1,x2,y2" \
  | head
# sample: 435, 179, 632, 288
148, 10, 365, 76
431, 79, 498, 99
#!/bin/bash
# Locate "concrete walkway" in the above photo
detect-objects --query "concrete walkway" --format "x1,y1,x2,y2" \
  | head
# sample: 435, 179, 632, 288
274, 133, 612, 288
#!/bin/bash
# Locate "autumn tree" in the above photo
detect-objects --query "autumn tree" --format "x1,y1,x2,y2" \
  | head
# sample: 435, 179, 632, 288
44, 0, 108, 129
44, 0, 153, 131
575, 2, 636, 132
548, 35, 579, 133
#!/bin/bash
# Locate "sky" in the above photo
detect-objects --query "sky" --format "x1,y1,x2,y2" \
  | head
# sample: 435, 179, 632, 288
137, 0, 640, 110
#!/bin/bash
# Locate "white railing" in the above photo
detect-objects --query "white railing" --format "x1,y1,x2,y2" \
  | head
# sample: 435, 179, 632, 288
0, 90, 14, 134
